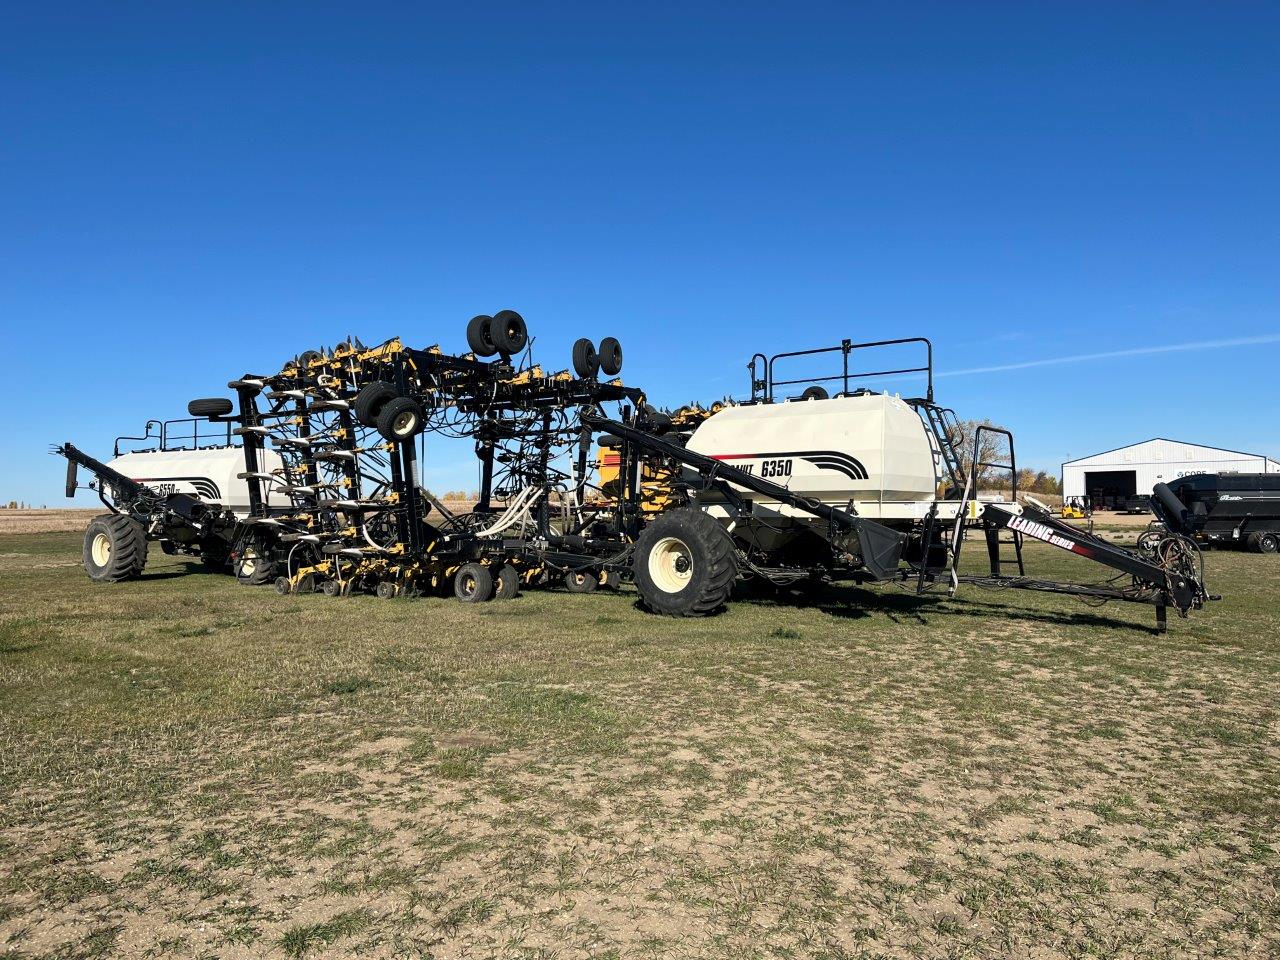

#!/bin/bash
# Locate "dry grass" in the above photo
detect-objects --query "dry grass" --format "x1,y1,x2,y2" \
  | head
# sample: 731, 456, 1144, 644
0, 531, 1277, 958
0, 509, 99, 535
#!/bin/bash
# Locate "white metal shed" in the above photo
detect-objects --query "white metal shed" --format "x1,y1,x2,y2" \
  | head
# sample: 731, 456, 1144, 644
1061, 438, 1280, 505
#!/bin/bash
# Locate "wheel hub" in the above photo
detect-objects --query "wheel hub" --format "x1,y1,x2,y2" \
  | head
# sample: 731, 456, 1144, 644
649, 536, 693, 593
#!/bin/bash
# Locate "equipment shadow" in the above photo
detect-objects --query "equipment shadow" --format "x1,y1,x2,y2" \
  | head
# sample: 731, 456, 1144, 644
736, 582, 1152, 633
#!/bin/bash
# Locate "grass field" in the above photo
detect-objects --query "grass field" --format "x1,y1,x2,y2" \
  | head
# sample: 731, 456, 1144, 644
1, 529, 1277, 959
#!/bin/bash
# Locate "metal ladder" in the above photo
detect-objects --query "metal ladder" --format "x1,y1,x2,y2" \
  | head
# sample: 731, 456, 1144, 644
916, 402, 967, 498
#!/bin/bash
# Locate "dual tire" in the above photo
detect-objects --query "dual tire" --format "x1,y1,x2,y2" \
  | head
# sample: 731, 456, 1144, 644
632, 507, 737, 616
454, 563, 521, 602
571, 337, 623, 378
83, 515, 148, 582
467, 311, 529, 358
1247, 531, 1279, 554
353, 382, 426, 442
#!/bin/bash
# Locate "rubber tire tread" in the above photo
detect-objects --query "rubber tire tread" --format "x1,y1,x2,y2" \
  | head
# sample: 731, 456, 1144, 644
494, 564, 520, 600
490, 310, 528, 354
563, 570, 598, 593
598, 337, 623, 376
376, 396, 425, 442
572, 338, 599, 378
83, 514, 148, 582
188, 397, 234, 418
353, 381, 399, 427
236, 545, 276, 586
633, 507, 737, 616
467, 315, 498, 357
454, 563, 494, 602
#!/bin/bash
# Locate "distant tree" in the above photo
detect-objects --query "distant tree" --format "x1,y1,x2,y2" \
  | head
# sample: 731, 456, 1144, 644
953, 418, 1013, 487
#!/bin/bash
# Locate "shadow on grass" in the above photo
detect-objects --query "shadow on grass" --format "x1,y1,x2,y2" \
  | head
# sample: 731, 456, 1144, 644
736, 582, 1152, 633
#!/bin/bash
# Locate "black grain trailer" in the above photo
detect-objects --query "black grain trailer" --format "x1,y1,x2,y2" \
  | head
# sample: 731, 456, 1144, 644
1152, 473, 1280, 552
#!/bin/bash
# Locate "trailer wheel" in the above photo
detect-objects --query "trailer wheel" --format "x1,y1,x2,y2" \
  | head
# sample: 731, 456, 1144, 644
494, 563, 520, 600
600, 569, 621, 591
376, 396, 426, 442
572, 338, 599, 378
564, 570, 598, 593
1257, 532, 1279, 554
633, 507, 737, 616
598, 337, 623, 376
83, 514, 148, 582
800, 386, 829, 401
235, 544, 276, 586
467, 314, 499, 357
353, 381, 399, 427
490, 310, 528, 355
455, 563, 494, 602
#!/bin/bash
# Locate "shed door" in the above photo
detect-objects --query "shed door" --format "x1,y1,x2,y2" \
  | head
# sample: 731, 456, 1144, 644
1084, 469, 1137, 509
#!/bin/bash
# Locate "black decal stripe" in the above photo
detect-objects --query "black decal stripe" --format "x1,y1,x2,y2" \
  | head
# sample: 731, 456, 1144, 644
134, 476, 223, 500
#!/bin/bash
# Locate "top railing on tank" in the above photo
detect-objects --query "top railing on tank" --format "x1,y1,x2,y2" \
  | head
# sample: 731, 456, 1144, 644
113, 418, 234, 457
748, 337, 935, 404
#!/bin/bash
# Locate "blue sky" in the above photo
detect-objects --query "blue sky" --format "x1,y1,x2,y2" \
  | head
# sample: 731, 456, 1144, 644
3, 3, 1277, 504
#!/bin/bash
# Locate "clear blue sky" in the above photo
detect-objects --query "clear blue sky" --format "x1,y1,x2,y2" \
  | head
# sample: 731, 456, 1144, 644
3, 3, 1277, 504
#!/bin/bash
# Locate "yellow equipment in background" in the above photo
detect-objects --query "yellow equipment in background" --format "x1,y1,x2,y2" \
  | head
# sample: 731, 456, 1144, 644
1061, 496, 1091, 520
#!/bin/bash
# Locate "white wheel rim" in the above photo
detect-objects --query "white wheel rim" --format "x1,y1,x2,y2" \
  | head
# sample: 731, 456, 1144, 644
91, 533, 112, 567
394, 410, 417, 436
241, 548, 258, 576
649, 536, 693, 593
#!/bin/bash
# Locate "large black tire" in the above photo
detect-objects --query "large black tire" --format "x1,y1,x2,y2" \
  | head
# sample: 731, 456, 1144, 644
376, 396, 425, 442
454, 563, 494, 602
598, 337, 623, 376
633, 507, 737, 616
1257, 531, 1279, 554
83, 514, 148, 582
572, 338, 599, 378
353, 381, 399, 427
563, 570, 598, 593
490, 310, 528, 355
235, 543, 276, 586
494, 564, 520, 600
188, 397, 233, 418
467, 315, 498, 357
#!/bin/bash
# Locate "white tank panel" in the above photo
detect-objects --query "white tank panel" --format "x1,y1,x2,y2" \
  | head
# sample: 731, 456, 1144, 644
685, 394, 937, 507
106, 447, 284, 516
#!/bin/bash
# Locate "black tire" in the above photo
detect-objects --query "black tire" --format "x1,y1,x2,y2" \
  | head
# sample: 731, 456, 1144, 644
376, 581, 398, 599
572, 338, 599, 378
83, 514, 148, 582
598, 337, 623, 376
800, 386, 829, 401
490, 310, 528, 354
187, 397, 233, 418
454, 563, 494, 602
274, 576, 292, 595
235, 543, 276, 586
494, 564, 520, 600
353, 381, 399, 427
376, 396, 425, 442
1258, 531, 1279, 554
633, 507, 737, 616
467, 315, 499, 357
564, 570, 598, 594
600, 569, 621, 591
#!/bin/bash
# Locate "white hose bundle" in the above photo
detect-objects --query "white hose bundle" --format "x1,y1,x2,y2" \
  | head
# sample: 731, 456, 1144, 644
474, 486, 544, 537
